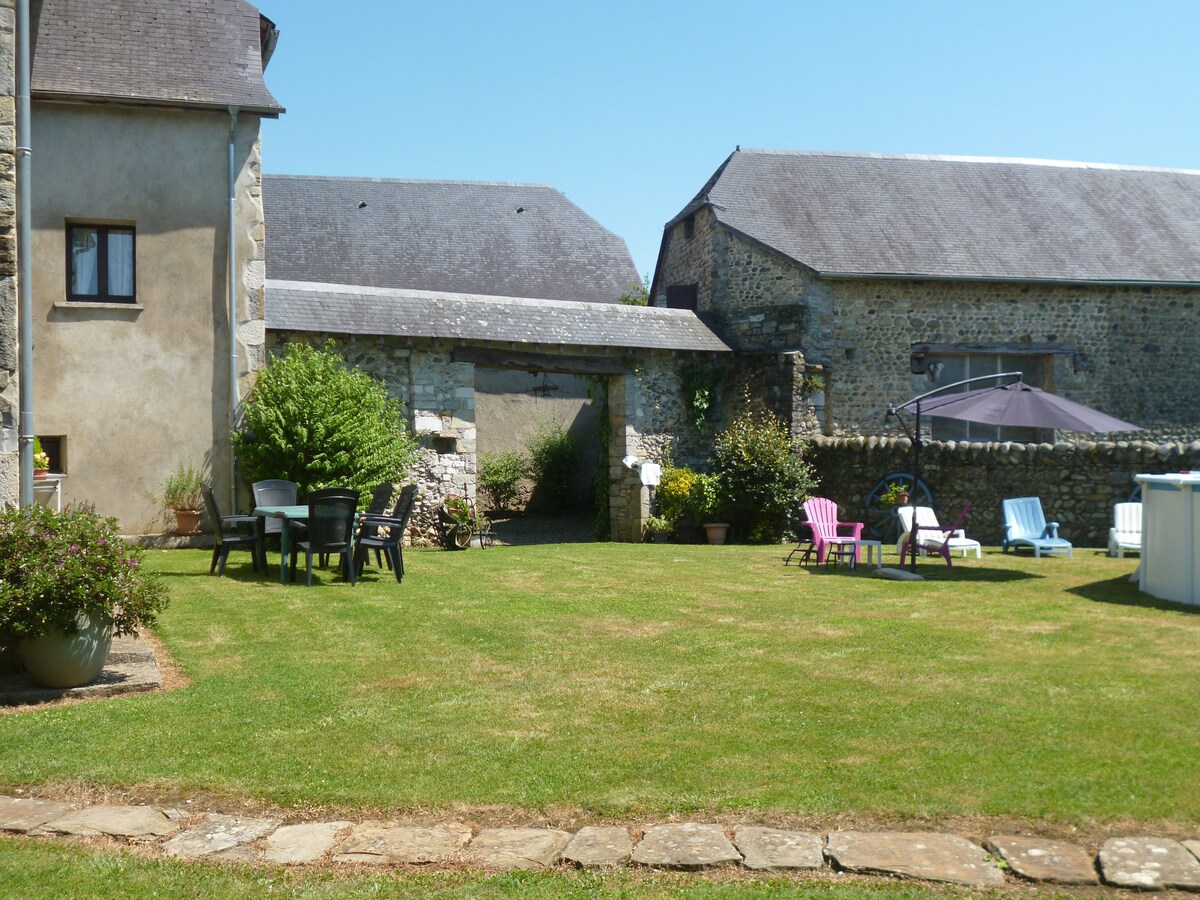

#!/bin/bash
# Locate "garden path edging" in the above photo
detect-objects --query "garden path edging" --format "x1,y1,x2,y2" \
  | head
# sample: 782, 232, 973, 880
3, 795, 1200, 890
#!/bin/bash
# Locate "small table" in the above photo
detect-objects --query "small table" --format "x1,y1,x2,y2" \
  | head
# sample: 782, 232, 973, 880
849, 539, 883, 570
254, 505, 308, 584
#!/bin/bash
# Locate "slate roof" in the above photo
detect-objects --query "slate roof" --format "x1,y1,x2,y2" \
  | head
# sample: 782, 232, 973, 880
669, 149, 1200, 284
267, 281, 732, 353
264, 176, 639, 304
31, 0, 283, 114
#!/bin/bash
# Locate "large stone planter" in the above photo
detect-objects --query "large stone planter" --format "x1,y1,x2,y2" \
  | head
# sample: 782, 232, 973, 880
17, 613, 113, 688
703, 523, 730, 545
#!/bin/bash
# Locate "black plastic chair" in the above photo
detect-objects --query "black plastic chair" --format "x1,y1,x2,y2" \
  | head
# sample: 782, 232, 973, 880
355, 484, 417, 582
252, 479, 298, 538
289, 488, 358, 587
203, 486, 262, 576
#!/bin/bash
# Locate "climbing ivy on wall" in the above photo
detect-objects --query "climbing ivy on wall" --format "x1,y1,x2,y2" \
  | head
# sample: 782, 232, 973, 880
679, 361, 724, 431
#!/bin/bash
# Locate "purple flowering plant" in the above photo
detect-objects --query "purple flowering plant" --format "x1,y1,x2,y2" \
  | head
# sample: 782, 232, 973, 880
0, 503, 167, 640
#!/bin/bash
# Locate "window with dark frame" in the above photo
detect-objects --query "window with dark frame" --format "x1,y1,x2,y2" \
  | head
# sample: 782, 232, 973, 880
67, 224, 136, 302
926, 352, 1050, 443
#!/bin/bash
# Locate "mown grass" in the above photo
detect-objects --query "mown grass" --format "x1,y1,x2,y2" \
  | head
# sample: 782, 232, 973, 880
1, 543, 1196, 830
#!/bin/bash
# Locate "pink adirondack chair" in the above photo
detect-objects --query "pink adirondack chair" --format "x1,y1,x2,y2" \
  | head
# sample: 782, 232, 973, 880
899, 502, 972, 568
802, 497, 864, 564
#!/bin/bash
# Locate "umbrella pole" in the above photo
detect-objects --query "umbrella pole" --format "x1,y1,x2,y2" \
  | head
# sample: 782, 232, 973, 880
911, 398, 921, 574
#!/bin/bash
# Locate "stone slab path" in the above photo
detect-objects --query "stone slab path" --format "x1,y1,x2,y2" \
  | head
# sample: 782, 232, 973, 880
3, 794, 1199, 891
0, 633, 162, 706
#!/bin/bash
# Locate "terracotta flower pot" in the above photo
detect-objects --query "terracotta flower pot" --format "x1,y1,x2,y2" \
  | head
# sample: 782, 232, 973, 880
173, 509, 203, 535
33, 468, 49, 479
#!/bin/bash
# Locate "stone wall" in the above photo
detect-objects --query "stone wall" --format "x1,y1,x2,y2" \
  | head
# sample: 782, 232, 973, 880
653, 219, 1200, 444
653, 206, 717, 310
807, 435, 1200, 548
269, 332, 479, 546
0, 0, 16, 508
827, 277, 1200, 439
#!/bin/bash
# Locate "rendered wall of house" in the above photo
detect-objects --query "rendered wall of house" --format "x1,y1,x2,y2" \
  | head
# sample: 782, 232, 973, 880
656, 221, 1200, 441
30, 102, 266, 530
0, 0, 17, 507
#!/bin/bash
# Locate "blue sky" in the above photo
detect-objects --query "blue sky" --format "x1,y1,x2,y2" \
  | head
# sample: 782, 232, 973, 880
261, 0, 1200, 281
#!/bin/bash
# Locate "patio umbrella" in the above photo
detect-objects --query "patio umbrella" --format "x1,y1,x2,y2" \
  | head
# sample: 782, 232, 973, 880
888, 376, 1141, 571
897, 380, 1142, 433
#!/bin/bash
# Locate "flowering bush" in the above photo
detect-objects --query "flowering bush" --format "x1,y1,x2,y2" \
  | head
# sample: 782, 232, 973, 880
655, 465, 698, 528
442, 495, 476, 526
0, 504, 168, 640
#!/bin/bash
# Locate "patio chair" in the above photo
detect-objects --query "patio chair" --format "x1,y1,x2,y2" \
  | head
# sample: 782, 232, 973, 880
203, 486, 262, 576
798, 497, 864, 565
289, 488, 359, 587
355, 484, 418, 582
897, 503, 977, 568
1108, 501, 1142, 557
252, 478, 299, 542
1001, 497, 1073, 558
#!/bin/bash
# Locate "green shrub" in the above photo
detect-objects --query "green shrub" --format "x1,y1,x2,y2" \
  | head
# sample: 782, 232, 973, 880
713, 410, 816, 543
689, 472, 725, 523
478, 450, 527, 511
525, 420, 579, 514
0, 504, 168, 640
232, 341, 419, 504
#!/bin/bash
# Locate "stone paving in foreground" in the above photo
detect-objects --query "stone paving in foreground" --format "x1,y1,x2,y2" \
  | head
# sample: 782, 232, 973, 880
3, 795, 1200, 890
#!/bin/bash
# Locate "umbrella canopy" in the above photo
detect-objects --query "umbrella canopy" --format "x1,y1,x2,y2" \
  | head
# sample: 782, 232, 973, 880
897, 381, 1141, 433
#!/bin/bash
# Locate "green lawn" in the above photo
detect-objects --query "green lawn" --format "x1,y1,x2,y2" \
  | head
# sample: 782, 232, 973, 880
1, 543, 1196, 832
0, 836, 987, 899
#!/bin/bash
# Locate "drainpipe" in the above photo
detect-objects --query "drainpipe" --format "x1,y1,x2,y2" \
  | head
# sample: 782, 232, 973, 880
227, 106, 239, 511
15, 0, 33, 506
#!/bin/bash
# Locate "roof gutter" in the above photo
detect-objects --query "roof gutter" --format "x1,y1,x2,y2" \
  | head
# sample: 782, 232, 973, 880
31, 91, 284, 117
15, 0, 33, 506
817, 269, 1200, 288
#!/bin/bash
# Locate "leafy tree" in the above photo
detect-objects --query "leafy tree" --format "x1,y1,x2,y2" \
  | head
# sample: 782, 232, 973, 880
713, 409, 816, 543
617, 274, 650, 306
232, 341, 419, 503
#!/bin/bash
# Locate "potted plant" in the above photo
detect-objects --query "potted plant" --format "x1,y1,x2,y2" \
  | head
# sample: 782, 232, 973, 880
879, 481, 911, 508
642, 514, 674, 543
437, 494, 476, 550
689, 472, 729, 544
160, 462, 205, 534
0, 503, 168, 688
32, 437, 50, 478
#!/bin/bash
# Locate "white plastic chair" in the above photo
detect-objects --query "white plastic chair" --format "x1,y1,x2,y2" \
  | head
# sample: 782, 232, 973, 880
1108, 502, 1142, 557
896, 505, 982, 559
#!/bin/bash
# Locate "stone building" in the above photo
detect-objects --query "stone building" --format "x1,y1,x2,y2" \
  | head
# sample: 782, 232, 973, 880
263, 176, 729, 540
650, 149, 1200, 444
0, 0, 284, 529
